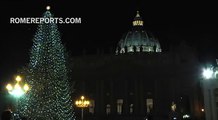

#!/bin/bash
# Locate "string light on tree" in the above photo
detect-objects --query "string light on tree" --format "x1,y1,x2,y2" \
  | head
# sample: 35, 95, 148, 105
18, 7, 76, 120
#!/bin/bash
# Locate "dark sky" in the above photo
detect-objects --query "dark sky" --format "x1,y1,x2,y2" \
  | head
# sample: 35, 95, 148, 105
0, 0, 218, 83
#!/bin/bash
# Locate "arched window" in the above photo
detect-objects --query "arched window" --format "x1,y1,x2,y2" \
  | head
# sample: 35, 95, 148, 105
117, 99, 123, 115
129, 104, 133, 114
89, 100, 95, 114
146, 98, 153, 113
106, 104, 111, 115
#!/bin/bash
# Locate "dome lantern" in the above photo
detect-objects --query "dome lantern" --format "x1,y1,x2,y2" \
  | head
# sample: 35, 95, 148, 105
132, 11, 144, 27
116, 11, 161, 54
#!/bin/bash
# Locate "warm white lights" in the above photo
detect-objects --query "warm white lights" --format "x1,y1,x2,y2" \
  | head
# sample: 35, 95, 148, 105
24, 84, 29, 91
75, 96, 90, 120
171, 102, 176, 112
6, 84, 13, 91
182, 114, 190, 119
6, 75, 29, 98
81, 96, 84, 100
75, 96, 90, 108
132, 11, 144, 26
16, 75, 22, 82
46, 6, 51, 10
133, 20, 143, 26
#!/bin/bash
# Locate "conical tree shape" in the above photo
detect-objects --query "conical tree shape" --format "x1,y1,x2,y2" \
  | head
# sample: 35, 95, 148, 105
19, 9, 76, 120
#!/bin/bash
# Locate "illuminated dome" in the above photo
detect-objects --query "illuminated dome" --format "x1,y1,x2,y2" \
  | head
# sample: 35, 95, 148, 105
116, 11, 161, 54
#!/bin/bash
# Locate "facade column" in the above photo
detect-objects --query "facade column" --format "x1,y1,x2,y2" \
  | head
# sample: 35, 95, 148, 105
203, 80, 218, 120
139, 79, 145, 116
82, 79, 86, 94
203, 81, 213, 120
134, 79, 139, 116
153, 77, 159, 120
95, 79, 100, 117
210, 88, 217, 120
110, 80, 115, 115
100, 80, 105, 116
123, 79, 129, 115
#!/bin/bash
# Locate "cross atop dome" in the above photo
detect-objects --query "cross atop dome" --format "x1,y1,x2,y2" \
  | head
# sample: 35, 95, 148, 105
136, 11, 140, 17
132, 11, 143, 27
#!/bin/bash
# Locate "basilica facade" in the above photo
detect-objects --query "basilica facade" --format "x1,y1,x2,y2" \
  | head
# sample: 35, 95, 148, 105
72, 11, 204, 120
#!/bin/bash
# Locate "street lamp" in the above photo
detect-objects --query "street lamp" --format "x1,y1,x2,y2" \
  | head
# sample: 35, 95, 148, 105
202, 67, 214, 79
202, 65, 217, 120
6, 75, 29, 113
75, 96, 90, 120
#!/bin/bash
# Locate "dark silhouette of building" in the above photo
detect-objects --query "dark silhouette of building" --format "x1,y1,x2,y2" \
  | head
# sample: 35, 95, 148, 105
71, 11, 203, 120
1, 110, 12, 120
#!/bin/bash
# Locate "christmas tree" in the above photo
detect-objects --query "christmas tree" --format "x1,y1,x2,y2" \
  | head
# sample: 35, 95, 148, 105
19, 7, 76, 120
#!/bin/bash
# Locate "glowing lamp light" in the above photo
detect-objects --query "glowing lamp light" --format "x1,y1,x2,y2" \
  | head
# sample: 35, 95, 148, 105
201, 108, 204, 112
6, 75, 29, 98
183, 114, 190, 119
14, 83, 20, 89
171, 102, 176, 112
16, 76, 22, 82
6, 84, 13, 91
75, 96, 90, 108
75, 101, 78, 105
46, 6, 51, 10
203, 68, 214, 79
81, 96, 84, 100
24, 84, 29, 91
75, 96, 90, 120
11, 84, 25, 98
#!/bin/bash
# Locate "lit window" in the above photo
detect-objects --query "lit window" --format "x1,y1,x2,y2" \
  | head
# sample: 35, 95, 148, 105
133, 20, 143, 26
183, 114, 190, 119
144, 47, 149, 52
171, 102, 176, 112
136, 46, 140, 52
129, 104, 133, 114
106, 104, 111, 115
89, 100, 95, 114
120, 48, 125, 53
148, 47, 151, 52
128, 47, 133, 52
146, 99, 153, 113
117, 99, 123, 115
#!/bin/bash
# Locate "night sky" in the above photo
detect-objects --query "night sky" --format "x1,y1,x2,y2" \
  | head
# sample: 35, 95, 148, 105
0, 1, 218, 84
